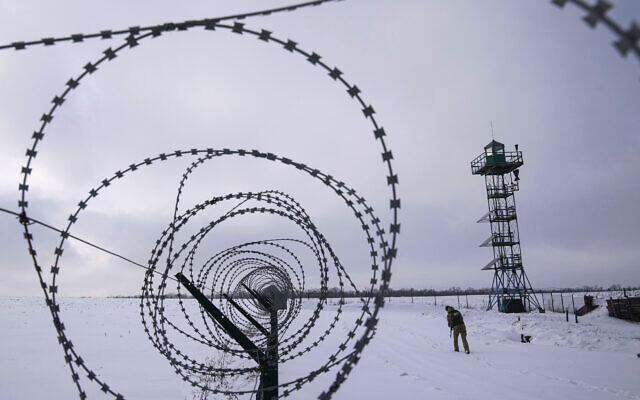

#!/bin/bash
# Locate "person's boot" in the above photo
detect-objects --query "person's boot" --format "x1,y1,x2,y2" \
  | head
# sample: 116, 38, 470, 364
465, 350, 470, 354
454, 349, 459, 352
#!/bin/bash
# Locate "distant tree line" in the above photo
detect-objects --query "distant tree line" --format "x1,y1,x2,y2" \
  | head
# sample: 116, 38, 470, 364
294, 285, 640, 299
109, 284, 639, 299
535, 284, 639, 294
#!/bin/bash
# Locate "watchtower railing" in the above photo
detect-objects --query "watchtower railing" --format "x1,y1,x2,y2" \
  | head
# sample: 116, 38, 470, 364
470, 150, 523, 174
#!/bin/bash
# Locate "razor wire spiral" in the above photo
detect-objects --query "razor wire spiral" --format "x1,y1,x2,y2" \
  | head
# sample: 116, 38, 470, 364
2, 0, 639, 399
4, 1, 399, 399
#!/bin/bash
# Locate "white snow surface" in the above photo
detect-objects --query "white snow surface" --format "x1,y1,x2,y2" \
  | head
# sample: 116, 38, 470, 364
1, 295, 639, 400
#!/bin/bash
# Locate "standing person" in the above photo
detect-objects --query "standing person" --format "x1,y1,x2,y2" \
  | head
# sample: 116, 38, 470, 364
446, 305, 470, 354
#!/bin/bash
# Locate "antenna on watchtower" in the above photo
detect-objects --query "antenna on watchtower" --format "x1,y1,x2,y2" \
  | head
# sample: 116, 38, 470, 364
490, 121, 495, 140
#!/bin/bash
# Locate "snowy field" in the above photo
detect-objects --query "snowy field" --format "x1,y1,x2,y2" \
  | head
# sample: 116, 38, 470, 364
1, 295, 639, 400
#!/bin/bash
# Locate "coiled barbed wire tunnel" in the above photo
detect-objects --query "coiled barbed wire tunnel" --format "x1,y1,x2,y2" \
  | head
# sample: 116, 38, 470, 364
2, 0, 639, 399
5, 1, 399, 399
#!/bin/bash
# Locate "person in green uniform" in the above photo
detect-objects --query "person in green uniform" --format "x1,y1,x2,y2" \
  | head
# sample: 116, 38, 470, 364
446, 305, 470, 354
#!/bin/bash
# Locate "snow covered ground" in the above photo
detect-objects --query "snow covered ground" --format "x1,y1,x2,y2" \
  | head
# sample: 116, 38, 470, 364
1, 295, 639, 399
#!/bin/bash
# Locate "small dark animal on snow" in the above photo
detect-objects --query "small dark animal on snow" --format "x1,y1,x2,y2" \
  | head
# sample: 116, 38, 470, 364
521, 334, 532, 343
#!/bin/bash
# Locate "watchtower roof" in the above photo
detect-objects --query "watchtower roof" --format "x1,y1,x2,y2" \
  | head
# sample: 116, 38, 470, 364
484, 140, 504, 149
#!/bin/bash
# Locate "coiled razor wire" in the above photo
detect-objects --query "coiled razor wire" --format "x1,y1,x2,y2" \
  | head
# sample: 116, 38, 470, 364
4, 1, 400, 399
2, 0, 639, 399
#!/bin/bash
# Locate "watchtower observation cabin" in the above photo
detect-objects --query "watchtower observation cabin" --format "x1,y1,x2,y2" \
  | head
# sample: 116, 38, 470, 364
471, 140, 543, 313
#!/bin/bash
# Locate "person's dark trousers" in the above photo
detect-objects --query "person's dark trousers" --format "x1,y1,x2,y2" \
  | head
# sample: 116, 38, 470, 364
453, 324, 470, 353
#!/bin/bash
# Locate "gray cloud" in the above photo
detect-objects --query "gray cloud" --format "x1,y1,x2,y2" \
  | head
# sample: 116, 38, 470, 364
1, 0, 639, 296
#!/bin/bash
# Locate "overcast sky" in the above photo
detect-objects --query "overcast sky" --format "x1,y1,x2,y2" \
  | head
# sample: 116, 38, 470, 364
1, 0, 639, 297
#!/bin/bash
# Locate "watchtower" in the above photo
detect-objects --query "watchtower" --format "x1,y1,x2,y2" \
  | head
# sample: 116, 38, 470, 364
471, 140, 543, 313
